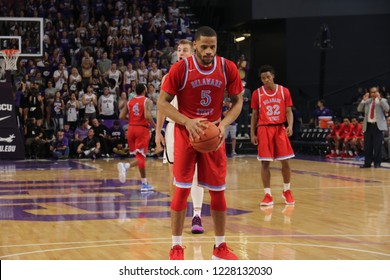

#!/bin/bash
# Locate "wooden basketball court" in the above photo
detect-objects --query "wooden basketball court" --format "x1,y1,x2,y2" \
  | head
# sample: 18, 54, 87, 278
0, 155, 389, 260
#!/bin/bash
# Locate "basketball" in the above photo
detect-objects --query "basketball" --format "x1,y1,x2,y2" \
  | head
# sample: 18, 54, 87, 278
190, 121, 221, 153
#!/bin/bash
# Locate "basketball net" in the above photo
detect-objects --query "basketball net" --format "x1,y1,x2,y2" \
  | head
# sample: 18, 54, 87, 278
0, 49, 20, 70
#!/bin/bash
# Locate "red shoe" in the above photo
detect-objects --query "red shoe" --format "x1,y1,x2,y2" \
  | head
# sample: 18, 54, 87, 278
212, 242, 238, 260
328, 153, 338, 159
260, 193, 273, 206
169, 245, 185, 260
282, 190, 295, 205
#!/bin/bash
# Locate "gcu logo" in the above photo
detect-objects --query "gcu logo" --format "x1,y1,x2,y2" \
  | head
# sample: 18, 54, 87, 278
0, 104, 12, 111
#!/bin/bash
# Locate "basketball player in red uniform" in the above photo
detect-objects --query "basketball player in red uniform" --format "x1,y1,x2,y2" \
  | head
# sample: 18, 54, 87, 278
250, 65, 295, 206
155, 39, 206, 235
117, 84, 156, 192
158, 26, 243, 260
344, 116, 363, 158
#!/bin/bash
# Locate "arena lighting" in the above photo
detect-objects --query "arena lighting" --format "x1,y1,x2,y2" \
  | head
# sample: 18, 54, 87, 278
234, 36, 245, 42
234, 33, 251, 43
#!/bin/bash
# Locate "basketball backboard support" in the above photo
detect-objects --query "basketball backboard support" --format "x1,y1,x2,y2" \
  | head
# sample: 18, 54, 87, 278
0, 17, 44, 57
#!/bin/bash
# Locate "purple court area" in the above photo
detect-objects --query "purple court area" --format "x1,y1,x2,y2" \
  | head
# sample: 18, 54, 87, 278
0, 177, 249, 222
0, 160, 95, 171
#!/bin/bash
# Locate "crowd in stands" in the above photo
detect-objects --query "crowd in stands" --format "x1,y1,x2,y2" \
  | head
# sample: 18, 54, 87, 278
1, 0, 254, 159
0, 0, 196, 159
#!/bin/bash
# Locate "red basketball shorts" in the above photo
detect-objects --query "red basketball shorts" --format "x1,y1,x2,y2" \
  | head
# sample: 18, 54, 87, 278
173, 124, 226, 190
257, 124, 295, 161
127, 126, 150, 157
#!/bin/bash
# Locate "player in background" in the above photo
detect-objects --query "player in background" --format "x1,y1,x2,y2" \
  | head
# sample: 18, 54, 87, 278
250, 65, 295, 206
343, 116, 363, 158
158, 26, 243, 260
155, 39, 205, 235
117, 83, 156, 192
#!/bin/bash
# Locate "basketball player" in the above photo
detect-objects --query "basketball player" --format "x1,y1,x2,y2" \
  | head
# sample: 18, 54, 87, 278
250, 65, 295, 206
117, 84, 156, 192
155, 39, 205, 235
158, 26, 243, 260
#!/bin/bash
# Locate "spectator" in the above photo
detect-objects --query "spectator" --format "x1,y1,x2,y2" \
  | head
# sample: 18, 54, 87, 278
27, 83, 44, 127
53, 63, 68, 90
147, 83, 159, 120
223, 97, 237, 156
65, 92, 80, 131
68, 67, 82, 91
82, 86, 98, 120
52, 90, 65, 133
106, 63, 122, 89
24, 118, 47, 159
81, 50, 94, 88
137, 61, 148, 85
108, 120, 126, 155
98, 87, 117, 119
118, 91, 128, 114
237, 81, 251, 139
148, 61, 162, 90
89, 68, 103, 93
44, 80, 56, 128
123, 62, 138, 93
236, 54, 249, 81
63, 122, 76, 157
90, 118, 110, 157
310, 99, 332, 128
291, 106, 303, 141
97, 52, 112, 79
74, 118, 90, 150
76, 82, 86, 121
50, 130, 70, 159
76, 128, 100, 159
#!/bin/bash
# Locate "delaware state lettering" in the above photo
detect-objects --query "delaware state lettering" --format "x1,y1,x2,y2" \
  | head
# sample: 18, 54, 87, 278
196, 108, 214, 116
263, 98, 281, 105
191, 78, 223, 88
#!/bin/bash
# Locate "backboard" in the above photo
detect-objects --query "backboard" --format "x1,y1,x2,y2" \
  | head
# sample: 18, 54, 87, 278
0, 17, 44, 57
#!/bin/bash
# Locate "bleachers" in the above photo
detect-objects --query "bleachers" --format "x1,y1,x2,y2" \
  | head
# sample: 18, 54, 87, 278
291, 128, 330, 156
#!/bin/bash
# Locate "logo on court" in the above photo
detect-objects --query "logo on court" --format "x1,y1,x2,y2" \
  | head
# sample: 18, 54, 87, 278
0, 179, 250, 221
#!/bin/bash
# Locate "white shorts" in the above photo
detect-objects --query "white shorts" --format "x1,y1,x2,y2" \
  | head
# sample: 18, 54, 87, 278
163, 121, 175, 164
224, 124, 237, 139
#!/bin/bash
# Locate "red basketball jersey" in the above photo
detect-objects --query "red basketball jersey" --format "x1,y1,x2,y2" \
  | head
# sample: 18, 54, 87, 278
339, 123, 353, 138
162, 55, 243, 122
348, 123, 363, 138
127, 96, 149, 127
251, 85, 293, 125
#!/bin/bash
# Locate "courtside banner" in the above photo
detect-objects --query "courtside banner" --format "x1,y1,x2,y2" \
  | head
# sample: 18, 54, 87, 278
0, 260, 387, 280
0, 81, 24, 159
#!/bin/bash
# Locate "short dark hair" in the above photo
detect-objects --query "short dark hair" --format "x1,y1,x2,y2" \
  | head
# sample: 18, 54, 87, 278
135, 83, 146, 95
195, 26, 217, 41
259, 65, 275, 76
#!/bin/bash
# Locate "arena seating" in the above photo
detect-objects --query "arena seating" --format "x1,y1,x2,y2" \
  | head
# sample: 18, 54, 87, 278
291, 128, 330, 156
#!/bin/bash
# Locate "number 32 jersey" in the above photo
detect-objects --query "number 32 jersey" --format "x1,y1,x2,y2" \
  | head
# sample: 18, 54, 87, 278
162, 55, 243, 122
251, 85, 293, 125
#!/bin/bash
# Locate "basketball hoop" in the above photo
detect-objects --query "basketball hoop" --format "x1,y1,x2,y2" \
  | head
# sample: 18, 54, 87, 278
0, 49, 20, 70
